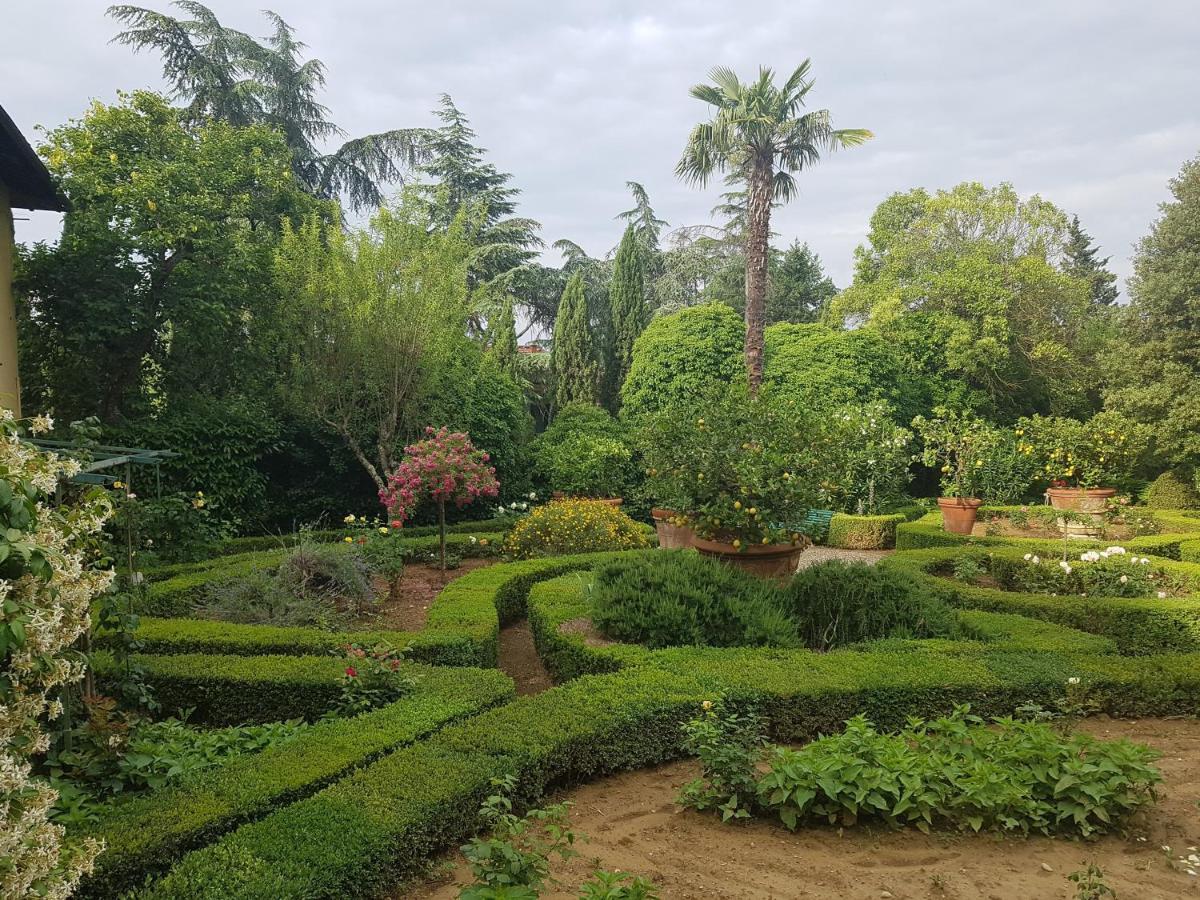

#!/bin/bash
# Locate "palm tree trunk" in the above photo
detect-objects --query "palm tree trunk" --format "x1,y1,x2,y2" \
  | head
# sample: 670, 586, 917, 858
744, 160, 773, 395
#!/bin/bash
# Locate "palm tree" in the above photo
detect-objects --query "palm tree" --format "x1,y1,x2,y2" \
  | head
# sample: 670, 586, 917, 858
677, 63, 871, 392
109, 2, 428, 210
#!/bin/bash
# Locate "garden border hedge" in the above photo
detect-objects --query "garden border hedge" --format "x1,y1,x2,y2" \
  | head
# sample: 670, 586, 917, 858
134, 551, 1200, 899
827, 513, 906, 549
78, 667, 513, 898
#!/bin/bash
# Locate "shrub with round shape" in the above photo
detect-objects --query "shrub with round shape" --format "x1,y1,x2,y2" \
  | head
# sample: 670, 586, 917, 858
502, 500, 651, 559
1146, 470, 1200, 510
782, 560, 959, 651
534, 403, 637, 499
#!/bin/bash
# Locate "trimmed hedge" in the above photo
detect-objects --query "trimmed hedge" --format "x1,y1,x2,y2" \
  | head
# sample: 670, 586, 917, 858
883, 547, 1200, 655
896, 509, 1200, 560
133, 547, 1200, 899
213, 517, 510, 558
79, 667, 513, 898
827, 513, 905, 549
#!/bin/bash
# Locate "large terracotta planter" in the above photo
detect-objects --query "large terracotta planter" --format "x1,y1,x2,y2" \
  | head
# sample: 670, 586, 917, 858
937, 497, 982, 535
650, 507, 693, 549
1046, 487, 1116, 517
691, 535, 810, 578
551, 492, 623, 507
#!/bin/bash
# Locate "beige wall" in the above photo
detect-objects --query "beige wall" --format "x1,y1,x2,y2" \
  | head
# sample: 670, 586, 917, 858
0, 183, 19, 417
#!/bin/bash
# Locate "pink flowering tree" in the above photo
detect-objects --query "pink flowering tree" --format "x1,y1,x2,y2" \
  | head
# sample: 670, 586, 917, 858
379, 427, 500, 569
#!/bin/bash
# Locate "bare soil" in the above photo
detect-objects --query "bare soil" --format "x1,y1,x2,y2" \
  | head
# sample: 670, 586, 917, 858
359, 559, 494, 631
971, 516, 1145, 542
407, 717, 1200, 900
498, 620, 555, 695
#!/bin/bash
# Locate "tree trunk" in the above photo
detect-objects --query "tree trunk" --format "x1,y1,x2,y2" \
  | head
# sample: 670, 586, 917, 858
438, 500, 446, 572
744, 160, 774, 395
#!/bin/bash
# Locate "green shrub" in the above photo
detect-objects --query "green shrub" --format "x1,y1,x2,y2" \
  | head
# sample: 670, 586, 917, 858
1017, 411, 1151, 491
752, 707, 1160, 837
534, 403, 637, 499
782, 560, 958, 650
503, 500, 651, 559
827, 513, 904, 549
1146, 470, 1200, 509
590, 551, 798, 649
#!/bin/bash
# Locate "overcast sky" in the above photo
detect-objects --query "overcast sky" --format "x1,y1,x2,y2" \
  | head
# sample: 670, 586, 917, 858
6, 0, 1200, 299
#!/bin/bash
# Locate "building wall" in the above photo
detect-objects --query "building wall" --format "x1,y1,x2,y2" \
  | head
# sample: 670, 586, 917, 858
0, 183, 19, 416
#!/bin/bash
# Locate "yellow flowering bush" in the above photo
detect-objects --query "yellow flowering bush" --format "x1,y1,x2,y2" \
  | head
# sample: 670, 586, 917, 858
502, 500, 650, 559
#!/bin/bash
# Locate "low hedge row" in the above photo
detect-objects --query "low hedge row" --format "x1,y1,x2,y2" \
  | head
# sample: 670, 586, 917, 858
79, 666, 513, 898
827, 513, 906, 549
896, 509, 1200, 559
139, 644, 1200, 898
883, 547, 1200, 655
93, 651, 354, 725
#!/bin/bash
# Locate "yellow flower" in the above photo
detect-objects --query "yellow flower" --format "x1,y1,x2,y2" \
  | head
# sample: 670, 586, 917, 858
343, 536, 353, 543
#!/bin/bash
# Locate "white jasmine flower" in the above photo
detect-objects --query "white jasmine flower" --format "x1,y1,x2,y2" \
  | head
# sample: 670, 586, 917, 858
1031, 555, 1040, 564
1157, 591, 1167, 599
1023, 553, 1032, 561
1058, 560, 1072, 574
1120, 575, 1128, 584
1067, 677, 1081, 685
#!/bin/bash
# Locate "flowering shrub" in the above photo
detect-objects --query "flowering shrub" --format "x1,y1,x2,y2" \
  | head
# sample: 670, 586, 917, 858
0, 412, 112, 898
991, 547, 1182, 598
911, 407, 1002, 499
502, 499, 650, 559
640, 387, 821, 547
820, 402, 913, 514
330, 642, 420, 717
380, 427, 499, 568
1016, 411, 1151, 490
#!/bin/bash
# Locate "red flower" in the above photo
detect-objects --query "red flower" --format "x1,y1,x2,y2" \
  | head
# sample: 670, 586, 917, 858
345, 666, 358, 678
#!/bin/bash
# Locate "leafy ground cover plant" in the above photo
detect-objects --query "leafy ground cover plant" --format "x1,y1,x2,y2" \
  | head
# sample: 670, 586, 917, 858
679, 703, 1161, 837
503, 500, 650, 559
677, 699, 766, 822
992, 547, 1186, 598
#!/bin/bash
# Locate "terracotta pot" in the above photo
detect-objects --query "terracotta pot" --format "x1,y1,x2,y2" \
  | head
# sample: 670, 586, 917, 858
1046, 487, 1116, 518
551, 492, 623, 507
937, 497, 982, 535
650, 507, 693, 550
691, 534, 810, 578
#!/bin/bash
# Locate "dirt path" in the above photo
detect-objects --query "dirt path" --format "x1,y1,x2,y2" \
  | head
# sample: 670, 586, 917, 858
407, 717, 1200, 899
498, 620, 554, 695
362, 559, 494, 631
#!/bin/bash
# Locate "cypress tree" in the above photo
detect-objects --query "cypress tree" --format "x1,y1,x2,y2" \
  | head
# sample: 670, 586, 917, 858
488, 297, 519, 378
1064, 214, 1119, 306
609, 224, 647, 392
551, 272, 600, 410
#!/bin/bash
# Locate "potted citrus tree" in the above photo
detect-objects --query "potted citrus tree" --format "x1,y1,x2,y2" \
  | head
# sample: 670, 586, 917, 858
1018, 411, 1150, 520
912, 408, 996, 535
646, 387, 818, 576
535, 403, 635, 506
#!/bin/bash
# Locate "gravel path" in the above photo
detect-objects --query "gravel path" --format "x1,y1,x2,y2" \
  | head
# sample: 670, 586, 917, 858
796, 545, 893, 568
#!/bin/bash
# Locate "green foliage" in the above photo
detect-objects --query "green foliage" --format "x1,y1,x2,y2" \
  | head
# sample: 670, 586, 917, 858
534, 404, 637, 499
1018, 411, 1151, 490
620, 303, 745, 421
1103, 154, 1200, 470
755, 707, 1160, 836
108, 4, 427, 211
677, 700, 765, 821
763, 324, 927, 424
274, 191, 474, 491
912, 407, 1007, 499
783, 560, 958, 650
551, 273, 602, 410
834, 182, 1103, 420
503, 501, 651, 559
765, 241, 838, 324
827, 513, 905, 549
330, 642, 420, 717
989, 550, 1179, 600
590, 551, 799, 649
460, 774, 578, 898
578, 870, 660, 900
1064, 214, 1119, 307
639, 386, 822, 545
1146, 470, 1200, 510
488, 298, 520, 379
16, 90, 315, 423
818, 403, 914, 513
609, 225, 648, 392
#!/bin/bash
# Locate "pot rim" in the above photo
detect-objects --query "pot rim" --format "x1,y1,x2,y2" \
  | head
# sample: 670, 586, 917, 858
691, 535, 808, 557
936, 496, 982, 509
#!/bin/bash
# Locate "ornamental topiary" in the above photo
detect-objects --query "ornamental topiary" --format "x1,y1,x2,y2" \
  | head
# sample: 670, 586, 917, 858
502, 499, 650, 559
533, 404, 638, 499
380, 427, 499, 569
1146, 470, 1200, 509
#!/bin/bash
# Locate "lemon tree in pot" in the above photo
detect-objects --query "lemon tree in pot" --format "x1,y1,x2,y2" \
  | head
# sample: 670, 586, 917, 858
912, 408, 997, 535
1017, 411, 1150, 520
641, 387, 820, 577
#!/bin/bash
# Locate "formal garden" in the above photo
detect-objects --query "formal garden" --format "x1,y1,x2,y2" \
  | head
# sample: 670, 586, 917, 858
5, 5, 1200, 900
